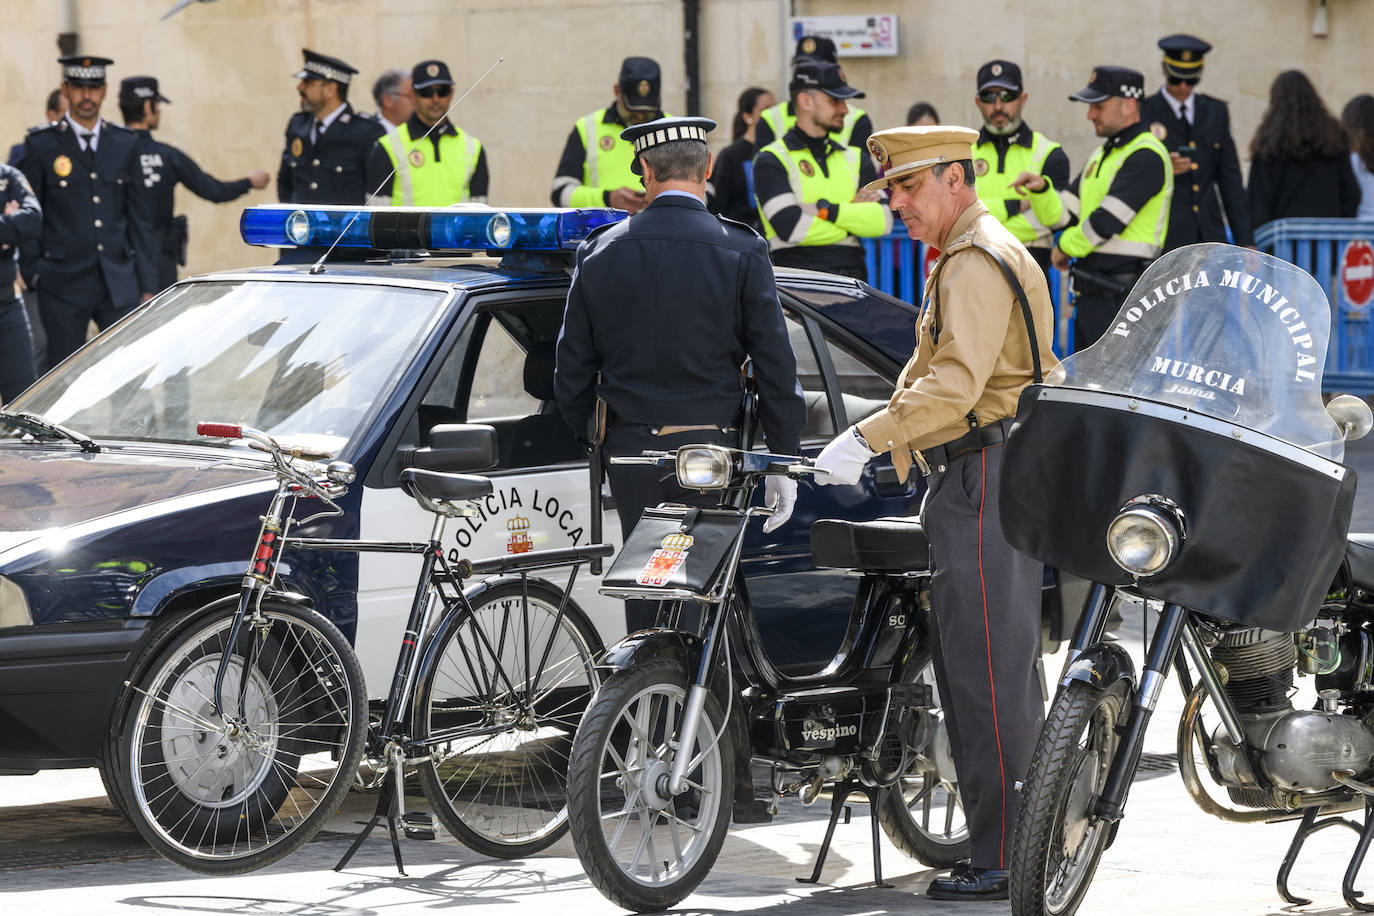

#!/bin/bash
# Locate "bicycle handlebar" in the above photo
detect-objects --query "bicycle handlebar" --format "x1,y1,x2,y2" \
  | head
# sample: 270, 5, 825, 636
197, 420, 345, 502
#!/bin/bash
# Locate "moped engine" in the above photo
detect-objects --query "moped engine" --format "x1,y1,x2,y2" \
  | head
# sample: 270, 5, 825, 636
1205, 626, 1374, 803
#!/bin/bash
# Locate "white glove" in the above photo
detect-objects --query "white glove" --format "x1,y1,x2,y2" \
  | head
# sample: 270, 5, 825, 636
813, 425, 876, 486
762, 475, 797, 533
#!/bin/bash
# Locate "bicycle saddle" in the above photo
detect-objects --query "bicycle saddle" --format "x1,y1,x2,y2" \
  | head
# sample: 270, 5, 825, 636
399, 467, 493, 509
810, 517, 930, 573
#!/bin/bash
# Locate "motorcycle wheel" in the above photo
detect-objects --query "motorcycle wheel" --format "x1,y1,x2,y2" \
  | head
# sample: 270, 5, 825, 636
1010, 678, 1130, 916
567, 659, 733, 913
116, 599, 367, 874
876, 705, 970, 866
413, 579, 601, 858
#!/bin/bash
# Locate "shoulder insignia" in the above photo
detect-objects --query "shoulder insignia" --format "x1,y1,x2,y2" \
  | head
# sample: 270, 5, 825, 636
340, 112, 351, 123
1200, 92, 1228, 106
105, 122, 132, 134
57, 119, 69, 132
1149, 122, 1168, 141
27, 121, 58, 135
716, 214, 761, 239
288, 111, 312, 128
352, 110, 377, 121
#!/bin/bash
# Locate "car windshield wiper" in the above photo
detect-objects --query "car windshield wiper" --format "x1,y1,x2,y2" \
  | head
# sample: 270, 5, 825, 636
0, 410, 102, 453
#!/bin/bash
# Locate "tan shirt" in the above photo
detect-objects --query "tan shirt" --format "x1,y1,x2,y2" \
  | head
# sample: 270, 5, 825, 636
857, 199, 1059, 481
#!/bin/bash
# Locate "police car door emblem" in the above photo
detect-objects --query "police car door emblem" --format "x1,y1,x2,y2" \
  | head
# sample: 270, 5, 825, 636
408, 148, 425, 167
799, 160, 815, 177
506, 515, 532, 554
973, 159, 989, 176
1150, 122, 1168, 140
637, 533, 694, 587
290, 137, 303, 157
599, 135, 615, 151
53, 155, 72, 178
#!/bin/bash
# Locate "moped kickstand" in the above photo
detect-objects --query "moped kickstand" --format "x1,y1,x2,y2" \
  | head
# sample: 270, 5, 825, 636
1275, 797, 1374, 911
796, 778, 892, 889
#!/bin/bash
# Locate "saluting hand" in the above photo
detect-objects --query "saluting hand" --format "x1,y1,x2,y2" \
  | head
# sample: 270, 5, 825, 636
1009, 171, 1046, 196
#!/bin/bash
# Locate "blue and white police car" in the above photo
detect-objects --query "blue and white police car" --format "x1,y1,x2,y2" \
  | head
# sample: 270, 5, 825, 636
0, 204, 935, 786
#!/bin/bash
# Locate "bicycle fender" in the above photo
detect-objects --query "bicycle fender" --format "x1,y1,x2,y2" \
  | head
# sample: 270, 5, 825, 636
598, 629, 704, 675
1060, 641, 1136, 691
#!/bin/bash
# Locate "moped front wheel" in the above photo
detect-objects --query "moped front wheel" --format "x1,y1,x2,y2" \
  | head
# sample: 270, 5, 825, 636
1010, 678, 1130, 916
567, 659, 733, 913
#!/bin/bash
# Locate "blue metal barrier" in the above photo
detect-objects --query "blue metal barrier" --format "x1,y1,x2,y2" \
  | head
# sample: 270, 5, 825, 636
1256, 218, 1374, 395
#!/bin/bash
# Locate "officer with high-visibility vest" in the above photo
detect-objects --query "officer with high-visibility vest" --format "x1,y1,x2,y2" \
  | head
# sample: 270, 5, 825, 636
365, 60, 488, 206
972, 60, 1070, 283
1014, 66, 1172, 349
753, 61, 891, 281
754, 36, 873, 154
550, 57, 665, 214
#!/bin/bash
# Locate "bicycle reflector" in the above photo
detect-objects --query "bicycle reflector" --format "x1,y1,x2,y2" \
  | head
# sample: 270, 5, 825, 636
239, 205, 627, 252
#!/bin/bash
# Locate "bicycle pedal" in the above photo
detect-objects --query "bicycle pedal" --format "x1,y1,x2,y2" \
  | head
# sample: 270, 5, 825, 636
402, 811, 436, 841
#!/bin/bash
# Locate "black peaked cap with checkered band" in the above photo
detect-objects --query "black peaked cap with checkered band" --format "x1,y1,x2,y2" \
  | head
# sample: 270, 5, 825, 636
621, 116, 716, 176
1068, 66, 1145, 103
292, 48, 359, 85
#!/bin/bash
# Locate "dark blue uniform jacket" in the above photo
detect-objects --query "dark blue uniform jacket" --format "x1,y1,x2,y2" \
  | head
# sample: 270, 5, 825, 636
277, 103, 385, 205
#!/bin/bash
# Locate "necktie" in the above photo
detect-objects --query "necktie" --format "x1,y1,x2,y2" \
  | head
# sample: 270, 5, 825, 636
79, 133, 91, 152
313, 120, 325, 144
1181, 104, 1191, 128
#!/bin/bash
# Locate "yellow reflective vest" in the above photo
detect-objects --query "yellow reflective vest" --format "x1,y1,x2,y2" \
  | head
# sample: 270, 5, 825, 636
756, 138, 888, 250
1059, 130, 1172, 260
379, 122, 482, 205
973, 131, 1065, 249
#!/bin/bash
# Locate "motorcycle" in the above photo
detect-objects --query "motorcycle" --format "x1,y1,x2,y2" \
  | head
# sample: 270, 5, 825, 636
564, 447, 970, 912
1002, 242, 1374, 914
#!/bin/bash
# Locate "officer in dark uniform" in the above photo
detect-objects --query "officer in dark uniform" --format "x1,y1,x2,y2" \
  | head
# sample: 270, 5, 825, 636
277, 49, 385, 205
1139, 35, 1252, 250
120, 77, 269, 289
0, 163, 42, 402
18, 56, 158, 367
554, 116, 806, 634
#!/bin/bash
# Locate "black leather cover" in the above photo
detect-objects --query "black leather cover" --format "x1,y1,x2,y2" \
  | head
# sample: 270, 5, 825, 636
601, 506, 744, 597
1346, 535, 1374, 590
809, 517, 930, 572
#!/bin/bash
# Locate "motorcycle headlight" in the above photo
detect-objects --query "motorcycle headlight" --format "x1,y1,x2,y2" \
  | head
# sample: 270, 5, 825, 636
1105, 498, 1183, 577
676, 446, 733, 490
0, 576, 32, 628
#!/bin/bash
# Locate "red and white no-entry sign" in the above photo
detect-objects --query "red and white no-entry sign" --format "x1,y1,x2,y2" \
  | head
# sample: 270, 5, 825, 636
1342, 240, 1374, 308
921, 245, 940, 281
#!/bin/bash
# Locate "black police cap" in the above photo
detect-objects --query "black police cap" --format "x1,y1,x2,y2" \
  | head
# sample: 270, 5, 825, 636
293, 49, 359, 85
120, 76, 171, 105
618, 57, 661, 112
790, 60, 864, 100
1159, 34, 1211, 79
412, 59, 453, 90
59, 55, 113, 87
620, 116, 715, 176
977, 60, 1022, 93
1069, 66, 1145, 103
794, 35, 838, 64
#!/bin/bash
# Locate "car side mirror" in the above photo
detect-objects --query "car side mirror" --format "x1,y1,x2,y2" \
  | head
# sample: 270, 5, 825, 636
406, 423, 499, 472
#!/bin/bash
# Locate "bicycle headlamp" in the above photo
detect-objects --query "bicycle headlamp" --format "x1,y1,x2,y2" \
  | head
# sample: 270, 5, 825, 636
1106, 495, 1185, 577
676, 446, 733, 490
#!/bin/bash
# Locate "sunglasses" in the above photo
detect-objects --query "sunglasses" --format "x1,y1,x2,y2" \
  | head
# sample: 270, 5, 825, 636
978, 89, 1019, 104
416, 85, 453, 99
1166, 76, 1200, 86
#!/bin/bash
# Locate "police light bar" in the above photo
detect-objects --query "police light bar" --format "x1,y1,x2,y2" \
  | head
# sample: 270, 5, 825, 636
239, 204, 627, 253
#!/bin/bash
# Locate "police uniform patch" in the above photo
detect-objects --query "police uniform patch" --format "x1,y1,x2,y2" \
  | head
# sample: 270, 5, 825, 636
427, 63, 439, 77
802, 37, 817, 54
799, 160, 815, 177
1150, 122, 1168, 140
637, 79, 651, 98
637, 533, 694, 587
992, 63, 1003, 76
290, 137, 303, 157
408, 148, 425, 167
599, 135, 615, 151
973, 159, 989, 176
53, 155, 72, 178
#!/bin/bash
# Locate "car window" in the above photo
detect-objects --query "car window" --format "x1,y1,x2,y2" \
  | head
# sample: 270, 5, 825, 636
783, 310, 835, 441
468, 319, 539, 421
826, 339, 895, 427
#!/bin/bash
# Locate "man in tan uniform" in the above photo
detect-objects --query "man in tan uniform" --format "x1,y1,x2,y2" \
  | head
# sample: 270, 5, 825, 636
812, 125, 1057, 901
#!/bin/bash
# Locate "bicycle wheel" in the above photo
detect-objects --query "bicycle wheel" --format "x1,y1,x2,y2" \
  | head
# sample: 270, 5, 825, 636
116, 598, 367, 874
413, 578, 601, 858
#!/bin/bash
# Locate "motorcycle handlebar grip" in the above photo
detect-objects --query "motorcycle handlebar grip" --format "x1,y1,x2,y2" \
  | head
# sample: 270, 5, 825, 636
197, 421, 243, 439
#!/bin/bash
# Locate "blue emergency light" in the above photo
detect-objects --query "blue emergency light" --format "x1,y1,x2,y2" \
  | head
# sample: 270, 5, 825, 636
239, 205, 627, 252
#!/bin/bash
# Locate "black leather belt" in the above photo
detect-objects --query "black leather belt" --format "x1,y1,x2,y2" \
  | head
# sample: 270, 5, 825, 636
917, 419, 1011, 475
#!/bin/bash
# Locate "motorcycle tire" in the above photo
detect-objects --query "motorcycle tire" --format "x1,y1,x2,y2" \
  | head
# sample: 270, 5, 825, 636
114, 598, 367, 874
413, 578, 601, 858
876, 706, 970, 866
567, 658, 733, 913
1010, 677, 1130, 916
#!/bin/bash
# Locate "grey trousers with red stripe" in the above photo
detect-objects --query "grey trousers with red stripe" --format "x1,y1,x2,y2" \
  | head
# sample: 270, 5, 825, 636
920, 442, 1044, 870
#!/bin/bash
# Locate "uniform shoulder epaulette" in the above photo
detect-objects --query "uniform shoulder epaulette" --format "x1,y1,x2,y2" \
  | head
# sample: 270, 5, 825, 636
287, 111, 312, 128
716, 213, 761, 239
350, 110, 378, 121
27, 121, 61, 136
1198, 92, 1229, 107
104, 122, 132, 134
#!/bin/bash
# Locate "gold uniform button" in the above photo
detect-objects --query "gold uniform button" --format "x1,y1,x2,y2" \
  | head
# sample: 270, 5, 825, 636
1192, 184, 1200, 191
1190, 162, 1199, 171
1192, 205, 1200, 212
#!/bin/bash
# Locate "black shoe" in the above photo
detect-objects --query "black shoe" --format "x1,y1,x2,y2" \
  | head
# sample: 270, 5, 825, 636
926, 866, 1009, 901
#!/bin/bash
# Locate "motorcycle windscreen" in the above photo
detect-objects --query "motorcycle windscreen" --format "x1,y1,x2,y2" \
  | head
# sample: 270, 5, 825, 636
1001, 387, 1355, 632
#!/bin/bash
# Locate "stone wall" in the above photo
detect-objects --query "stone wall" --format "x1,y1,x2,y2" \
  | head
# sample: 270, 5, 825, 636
4, 0, 1366, 279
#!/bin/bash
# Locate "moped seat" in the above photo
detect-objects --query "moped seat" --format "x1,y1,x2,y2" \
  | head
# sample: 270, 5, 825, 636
810, 517, 929, 573
399, 467, 493, 505
1346, 534, 1374, 589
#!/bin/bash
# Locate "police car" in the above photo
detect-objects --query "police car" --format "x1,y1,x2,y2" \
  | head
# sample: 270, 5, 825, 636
0, 203, 931, 782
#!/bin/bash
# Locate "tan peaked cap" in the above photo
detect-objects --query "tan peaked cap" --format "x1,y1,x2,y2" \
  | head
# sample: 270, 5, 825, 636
863, 126, 980, 191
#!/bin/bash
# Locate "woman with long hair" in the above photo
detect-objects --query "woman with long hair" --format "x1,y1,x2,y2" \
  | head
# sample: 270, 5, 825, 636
1247, 70, 1359, 229
1341, 94, 1374, 219
707, 86, 775, 231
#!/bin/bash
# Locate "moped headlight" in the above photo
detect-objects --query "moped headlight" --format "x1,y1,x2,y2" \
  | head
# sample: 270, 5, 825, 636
676, 446, 732, 489
1105, 500, 1182, 576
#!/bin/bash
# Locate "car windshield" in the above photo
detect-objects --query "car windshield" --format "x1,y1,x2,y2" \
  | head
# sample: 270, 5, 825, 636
9, 279, 450, 452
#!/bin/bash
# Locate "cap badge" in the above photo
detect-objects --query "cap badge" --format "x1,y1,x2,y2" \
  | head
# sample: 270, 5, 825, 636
799, 160, 815, 177
637, 79, 651, 98
1090, 70, 1098, 83
599, 134, 615, 151
973, 159, 989, 177
802, 37, 817, 54
427, 63, 439, 77
1149, 122, 1168, 140
290, 137, 303, 157
1182, 50, 1194, 61
837, 67, 847, 83
867, 138, 887, 165
53, 155, 72, 178
82, 58, 91, 67
408, 148, 425, 168
991, 63, 1003, 76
